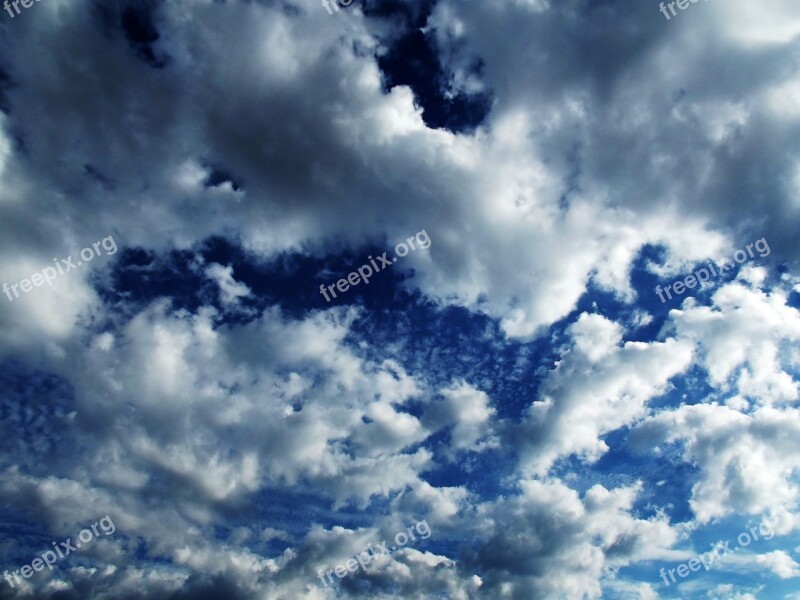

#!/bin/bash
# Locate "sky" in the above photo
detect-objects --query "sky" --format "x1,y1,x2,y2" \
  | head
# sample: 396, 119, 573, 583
0, 0, 800, 598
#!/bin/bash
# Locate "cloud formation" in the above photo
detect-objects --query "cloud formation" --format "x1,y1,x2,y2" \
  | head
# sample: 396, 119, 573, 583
0, 0, 799, 598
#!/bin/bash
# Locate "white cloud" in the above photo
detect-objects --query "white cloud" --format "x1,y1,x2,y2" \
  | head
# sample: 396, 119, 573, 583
423, 381, 497, 455
517, 315, 693, 475
755, 550, 800, 579
205, 263, 251, 307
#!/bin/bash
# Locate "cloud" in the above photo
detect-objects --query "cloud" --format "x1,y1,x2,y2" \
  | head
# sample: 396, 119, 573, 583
755, 550, 800, 579
204, 263, 251, 307
463, 479, 678, 599
632, 278, 800, 527
422, 381, 497, 455
515, 313, 693, 475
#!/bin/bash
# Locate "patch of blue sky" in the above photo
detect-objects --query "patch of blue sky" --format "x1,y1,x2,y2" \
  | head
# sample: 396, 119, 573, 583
632, 514, 800, 598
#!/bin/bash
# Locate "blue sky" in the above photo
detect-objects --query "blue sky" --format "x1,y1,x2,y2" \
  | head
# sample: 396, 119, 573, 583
1, 0, 800, 599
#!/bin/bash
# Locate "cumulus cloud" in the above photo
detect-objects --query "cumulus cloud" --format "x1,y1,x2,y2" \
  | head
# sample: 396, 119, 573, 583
205, 263, 251, 307
463, 479, 678, 599
632, 278, 800, 528
515, 313, 693, 475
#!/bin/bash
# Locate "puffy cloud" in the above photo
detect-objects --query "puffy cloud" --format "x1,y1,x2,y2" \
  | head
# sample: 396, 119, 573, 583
633, 403, 800, 527
422, 381, 497, 455
204, 263, 251, 307
632, 279, 800, 527
755, 550, 800, 579
665, 281, 800, 404
516, 313, 693, 475
464, 479, 678, 599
